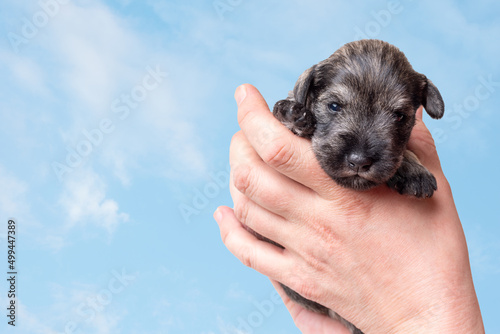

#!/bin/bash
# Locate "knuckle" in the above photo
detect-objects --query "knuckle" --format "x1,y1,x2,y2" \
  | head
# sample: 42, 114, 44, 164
288, 274, 319, 301
262, 138, 295, 170
304, 250, 334, 280
233, 164, 253, 195
238, 105, 258, 129
239, 245, 256, 268
298, 282, 319, 301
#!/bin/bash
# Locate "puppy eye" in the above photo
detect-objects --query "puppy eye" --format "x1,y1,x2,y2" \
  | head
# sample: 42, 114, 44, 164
328, 103, 342, 113
394, 112, 405, 122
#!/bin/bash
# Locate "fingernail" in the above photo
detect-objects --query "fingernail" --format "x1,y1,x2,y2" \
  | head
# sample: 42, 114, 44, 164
213, 208, 223, 223
235, 85, 247, 106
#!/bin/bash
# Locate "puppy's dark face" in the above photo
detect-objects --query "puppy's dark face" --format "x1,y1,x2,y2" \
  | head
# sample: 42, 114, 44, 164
282, 40, 444, 190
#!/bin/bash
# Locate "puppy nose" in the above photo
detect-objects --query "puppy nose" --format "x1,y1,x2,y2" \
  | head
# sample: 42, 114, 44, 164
347, 153, 373, 172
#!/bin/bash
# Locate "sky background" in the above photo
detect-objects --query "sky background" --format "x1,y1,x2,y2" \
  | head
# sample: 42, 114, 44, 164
0, 0, 499, 333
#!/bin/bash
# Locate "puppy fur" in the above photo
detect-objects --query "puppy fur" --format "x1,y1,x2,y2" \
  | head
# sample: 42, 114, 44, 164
271, 39, 445, 333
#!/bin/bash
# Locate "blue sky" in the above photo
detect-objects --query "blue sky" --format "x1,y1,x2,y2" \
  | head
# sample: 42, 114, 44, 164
0, 0, 499, 333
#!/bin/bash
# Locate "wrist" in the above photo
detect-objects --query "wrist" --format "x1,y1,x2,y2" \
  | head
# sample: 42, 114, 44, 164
392, 305, 484, 334
387, 282, 484, 334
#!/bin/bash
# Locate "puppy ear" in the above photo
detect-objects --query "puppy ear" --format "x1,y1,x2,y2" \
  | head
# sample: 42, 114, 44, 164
292, 65, 317, 104
273, 65, 317, 138
423, 79, 445, 119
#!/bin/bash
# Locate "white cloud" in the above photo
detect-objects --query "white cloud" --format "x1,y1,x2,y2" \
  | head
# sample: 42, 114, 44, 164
59, 168, 129, 234
101, 149, 133, 187
0, 278, 130, 334
0, 165, 70, 253
37, 0, 212, 185
44, 1, 145, 117
424, 0, 500, 63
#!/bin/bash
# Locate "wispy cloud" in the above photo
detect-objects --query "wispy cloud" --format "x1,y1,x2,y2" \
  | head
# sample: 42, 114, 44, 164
1, 270, 135, 334
44, 1, 144, 116
15, 301, 59, 334
58, 167, 129, 234
38, 0, 212, 185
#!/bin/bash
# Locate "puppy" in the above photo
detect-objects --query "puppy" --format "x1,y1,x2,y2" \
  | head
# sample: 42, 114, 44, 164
271, 39, 445, 333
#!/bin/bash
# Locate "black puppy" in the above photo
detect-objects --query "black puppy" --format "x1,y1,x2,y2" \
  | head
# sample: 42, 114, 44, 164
272, 39, 445, 333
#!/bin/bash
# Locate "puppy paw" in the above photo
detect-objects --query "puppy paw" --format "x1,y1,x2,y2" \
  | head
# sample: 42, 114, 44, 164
273, 99, 316, 138
388, 168, 437, 198
387, 150, 437, 198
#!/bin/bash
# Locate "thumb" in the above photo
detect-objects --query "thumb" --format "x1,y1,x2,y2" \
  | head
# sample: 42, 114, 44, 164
234, 84, 336, 196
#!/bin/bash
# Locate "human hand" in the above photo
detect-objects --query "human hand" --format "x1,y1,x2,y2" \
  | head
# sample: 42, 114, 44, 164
215, 84, 484, 333
270, 279, 353, 334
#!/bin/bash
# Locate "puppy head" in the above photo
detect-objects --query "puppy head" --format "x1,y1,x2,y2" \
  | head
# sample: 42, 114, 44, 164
292, 39, 444, 190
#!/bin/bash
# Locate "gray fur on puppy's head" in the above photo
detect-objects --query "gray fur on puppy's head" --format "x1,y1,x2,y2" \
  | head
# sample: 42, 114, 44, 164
292, 39, 444, 190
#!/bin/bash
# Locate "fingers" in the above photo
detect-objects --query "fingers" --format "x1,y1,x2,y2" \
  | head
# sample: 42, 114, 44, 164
408, 106, 443, 174
214, 206, 291, 281
230, 130, 316, 220
228, 184, 297, 247
234, 84, 337, 197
